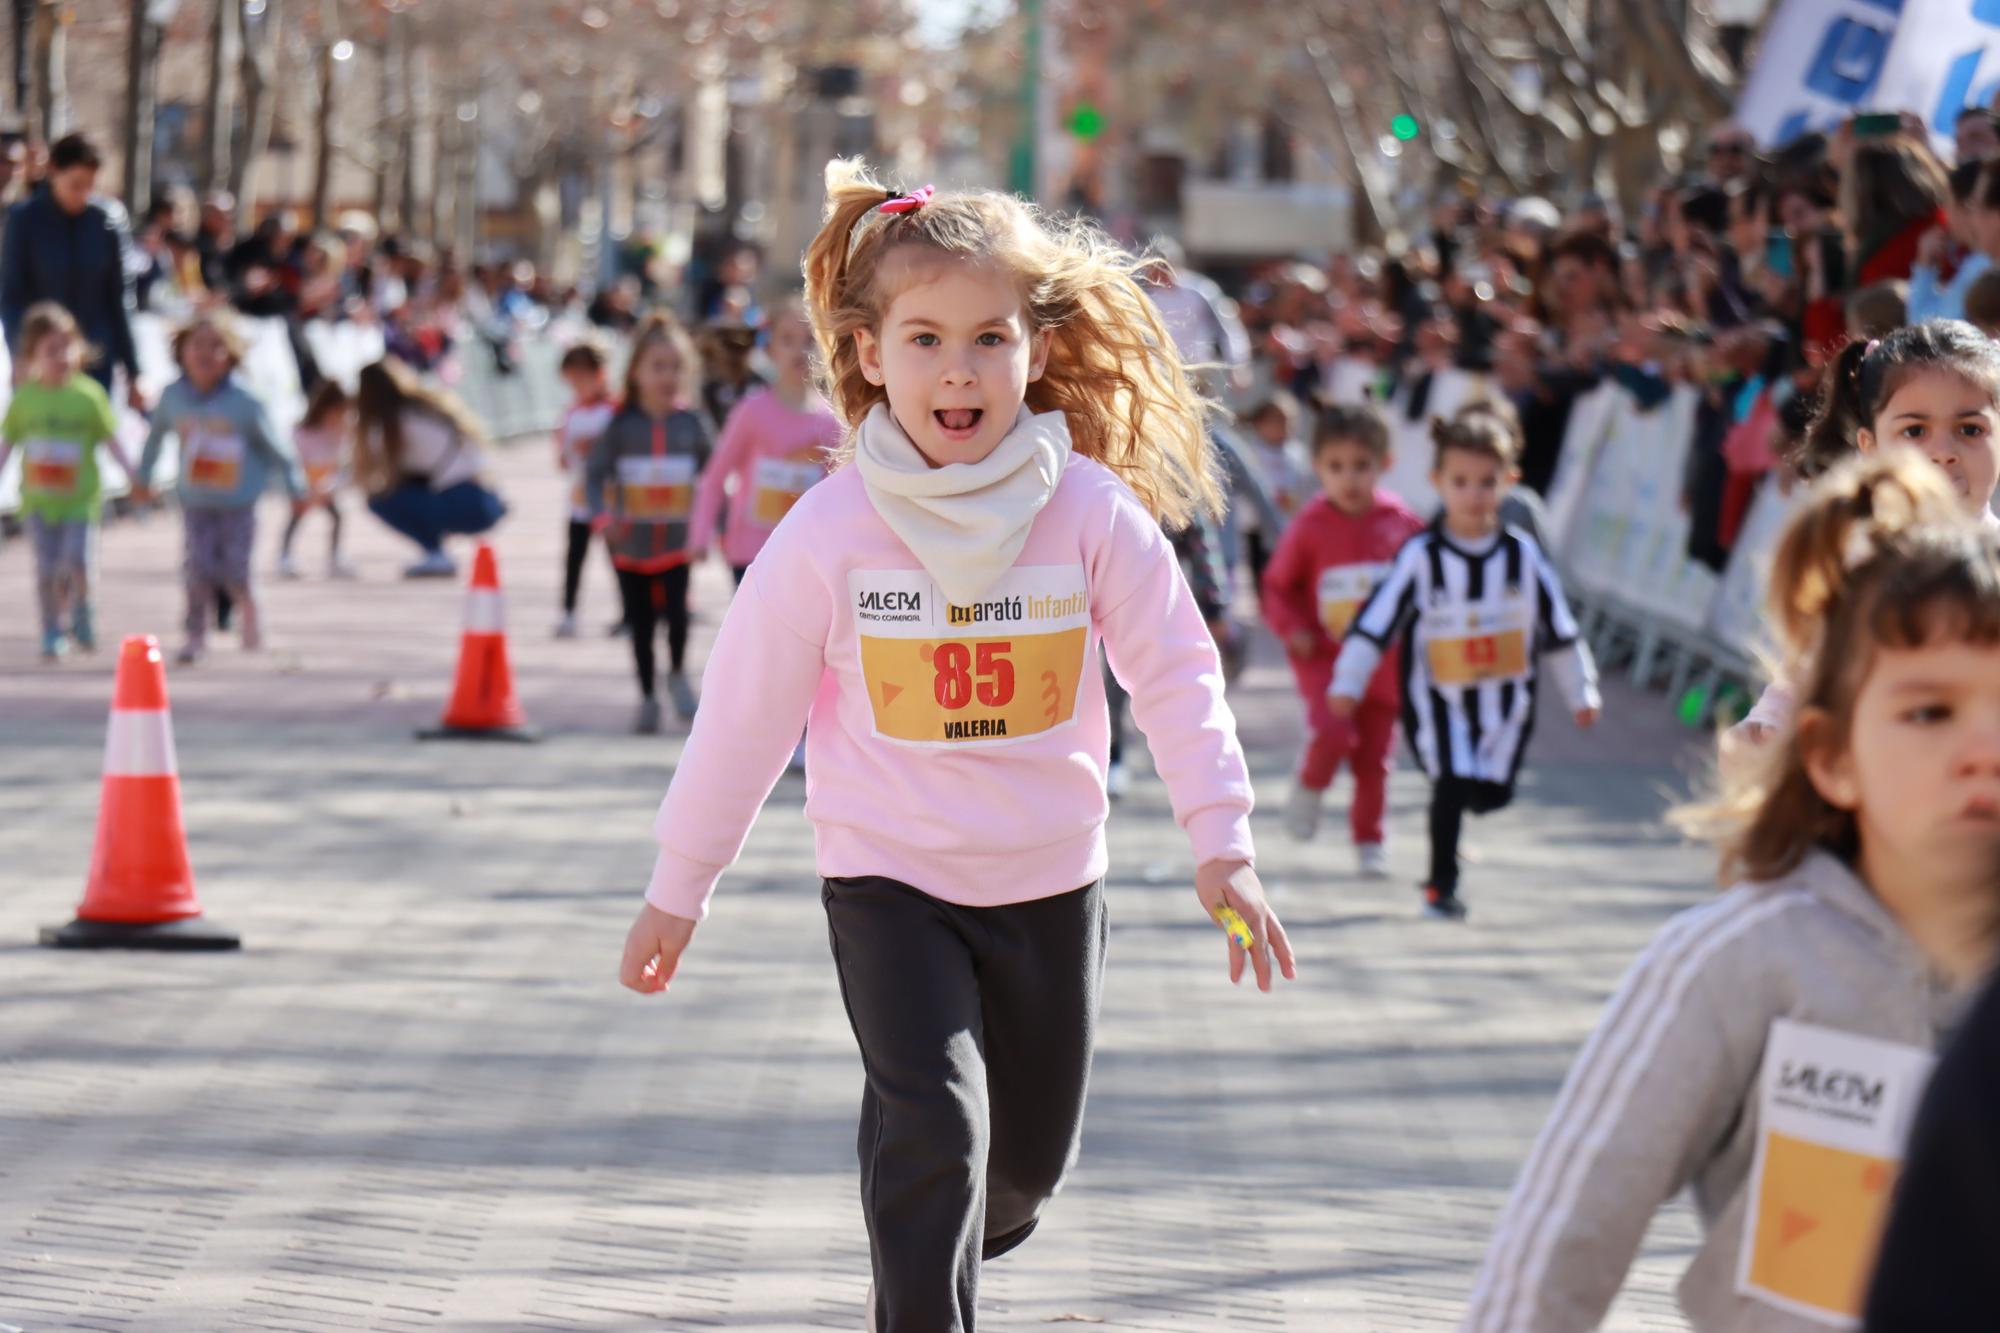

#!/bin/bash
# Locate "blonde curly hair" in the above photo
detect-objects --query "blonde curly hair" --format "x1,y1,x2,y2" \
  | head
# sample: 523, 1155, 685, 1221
801, 158, 1222, 527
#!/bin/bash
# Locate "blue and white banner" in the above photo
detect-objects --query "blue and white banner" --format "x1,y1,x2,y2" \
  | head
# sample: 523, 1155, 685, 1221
1875, 0, 2000, 155
1736, 0, 1905, 148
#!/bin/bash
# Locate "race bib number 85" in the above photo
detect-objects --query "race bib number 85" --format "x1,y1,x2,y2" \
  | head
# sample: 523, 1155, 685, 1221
851, 565, 1091, 747
1422, 596, 1533, 688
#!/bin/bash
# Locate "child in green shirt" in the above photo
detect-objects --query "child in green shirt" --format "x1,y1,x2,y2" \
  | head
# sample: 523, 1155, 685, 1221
0, 302, 134, 659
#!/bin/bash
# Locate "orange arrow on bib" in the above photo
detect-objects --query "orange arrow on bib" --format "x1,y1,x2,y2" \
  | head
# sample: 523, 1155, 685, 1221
1778, 1208, 1817, 1249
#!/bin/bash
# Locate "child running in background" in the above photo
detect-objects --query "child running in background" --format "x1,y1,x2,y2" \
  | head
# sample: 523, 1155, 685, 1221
1464, 453, 2000, 1332
619, 160, 1295, 1333
588, 312, 711, 732
277, 379, 357, 580
688, 296, 841, 584
554, 340, 617, 637
0, 302, 134, 660
1730, 320, 2000, 761
1259, 402, 1422, 872
134, 310, 307, 664
1331, 407, 1599, 920
1236, 392, 1313, 587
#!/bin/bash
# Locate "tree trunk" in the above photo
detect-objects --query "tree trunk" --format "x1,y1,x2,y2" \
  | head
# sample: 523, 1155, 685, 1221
395, 17, 416, 236
229, 0, 276, 224
28, 0, 67, 143
371, 25, 395, 227
198, 0, 237, 198
310, 37, 335, 227
122, 0, 162, 213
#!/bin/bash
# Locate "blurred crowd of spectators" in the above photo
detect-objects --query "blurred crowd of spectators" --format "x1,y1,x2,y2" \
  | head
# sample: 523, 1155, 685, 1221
1217, 109, 2000, 569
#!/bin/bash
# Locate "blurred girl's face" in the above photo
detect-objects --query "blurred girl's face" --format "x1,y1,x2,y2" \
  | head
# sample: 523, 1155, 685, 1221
181, 326, 233, 392
632, 340, 684, 412
770, 315, 813, 385
31, 330, 75, 385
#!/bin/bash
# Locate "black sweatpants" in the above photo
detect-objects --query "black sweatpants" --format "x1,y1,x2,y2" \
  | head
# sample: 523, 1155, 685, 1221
562, 519, 592, 615
1428, 776, 1514, 896
824, 875, 1106, 1333
613, 564, 690, 698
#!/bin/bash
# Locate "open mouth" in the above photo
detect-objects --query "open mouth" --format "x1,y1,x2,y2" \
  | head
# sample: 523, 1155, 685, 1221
934, 408, 983, 437
1962, 795, 2000, 822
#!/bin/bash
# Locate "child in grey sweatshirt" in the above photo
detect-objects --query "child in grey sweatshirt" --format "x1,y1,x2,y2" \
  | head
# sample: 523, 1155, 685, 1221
1463, 453, 2000, 1332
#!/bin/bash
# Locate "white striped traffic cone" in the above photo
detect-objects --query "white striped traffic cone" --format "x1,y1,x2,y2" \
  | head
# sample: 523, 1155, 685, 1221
417, 542, 538, 741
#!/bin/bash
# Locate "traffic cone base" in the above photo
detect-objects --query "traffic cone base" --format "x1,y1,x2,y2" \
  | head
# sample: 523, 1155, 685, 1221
40, 915, 241, 951
416, 720, 539, 742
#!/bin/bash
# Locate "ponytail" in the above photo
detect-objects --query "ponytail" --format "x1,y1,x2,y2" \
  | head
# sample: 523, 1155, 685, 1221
1795, 338, 1871, 479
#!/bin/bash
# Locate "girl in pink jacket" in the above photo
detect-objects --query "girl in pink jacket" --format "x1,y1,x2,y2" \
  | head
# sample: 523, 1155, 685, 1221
617, 160, 1297, 1332
688, 297, 843, 582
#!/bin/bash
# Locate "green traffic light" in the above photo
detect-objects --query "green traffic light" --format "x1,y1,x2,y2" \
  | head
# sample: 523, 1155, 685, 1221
1391, 114, 1421, 142
1068, 103, 1105, 141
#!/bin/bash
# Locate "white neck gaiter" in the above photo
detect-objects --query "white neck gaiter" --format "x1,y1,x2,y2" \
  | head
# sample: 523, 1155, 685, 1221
854, 402, 1072, 606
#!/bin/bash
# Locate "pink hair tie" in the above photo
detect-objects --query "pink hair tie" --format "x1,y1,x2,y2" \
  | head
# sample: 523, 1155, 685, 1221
1864, 338, 1880, 357
879, 185, 934, 216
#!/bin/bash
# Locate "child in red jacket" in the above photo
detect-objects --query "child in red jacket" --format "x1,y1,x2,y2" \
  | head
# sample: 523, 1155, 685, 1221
1259, 402, 1423, 875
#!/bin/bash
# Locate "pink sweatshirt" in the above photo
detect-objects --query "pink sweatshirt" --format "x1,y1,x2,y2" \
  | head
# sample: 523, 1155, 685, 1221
688, 386, 843, 568
646, 455, 1257, 920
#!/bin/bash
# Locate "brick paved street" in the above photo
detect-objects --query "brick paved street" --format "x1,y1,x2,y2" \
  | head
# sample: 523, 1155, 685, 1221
4, 439, 1712, 1331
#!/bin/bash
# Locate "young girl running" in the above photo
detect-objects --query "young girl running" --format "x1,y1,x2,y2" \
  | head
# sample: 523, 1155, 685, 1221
617, 161, 1296, 1333
554, 340, 617, 637
1259, 401, 1422, 871
1330, 408, 1600, 919
277, 380, 358, 580
133, 310, 308, 664
1730, 320, 2000, 758
587, 313, 711, 732
1464, 452, 2000, 1332
688, 297, 842, 584
0, 303, 135, 660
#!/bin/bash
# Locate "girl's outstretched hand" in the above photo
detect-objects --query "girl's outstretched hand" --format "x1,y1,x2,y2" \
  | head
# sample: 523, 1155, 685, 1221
1195, 859, 1297, 993
619, 902, 698, 994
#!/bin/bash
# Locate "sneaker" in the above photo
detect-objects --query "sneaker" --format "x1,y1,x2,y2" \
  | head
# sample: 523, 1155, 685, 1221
1106, 760, 1131, 801
403, 551, 459, 579
276, 553, 302, 580
1421, 885, 1468, 921
1356, 843, 1391, 879
554, 613, 579, 639
70, 604, 97, 653
1283, 784, 1323, 842
40, 628, 68, 662
666, 673, 698, 721
634, 697, 662, 734
328, 556, 360, 580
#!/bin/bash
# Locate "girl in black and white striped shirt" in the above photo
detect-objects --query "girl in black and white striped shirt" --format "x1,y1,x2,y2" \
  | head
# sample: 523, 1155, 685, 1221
1330, 407, 1600, 918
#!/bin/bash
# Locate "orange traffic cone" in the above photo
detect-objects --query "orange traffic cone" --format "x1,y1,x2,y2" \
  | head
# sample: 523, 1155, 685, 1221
40, 636, 240, 951
417, 543, 538, 742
